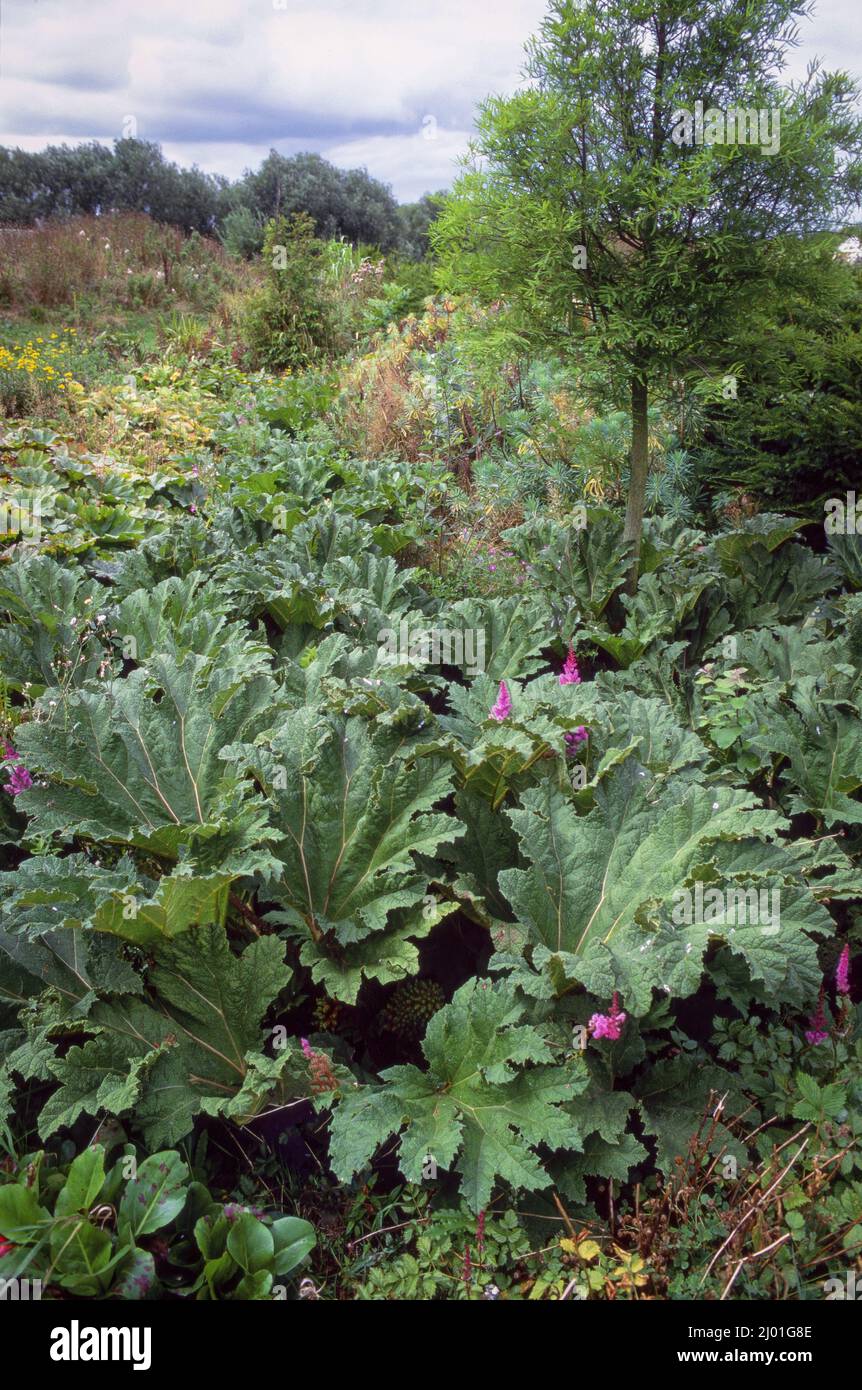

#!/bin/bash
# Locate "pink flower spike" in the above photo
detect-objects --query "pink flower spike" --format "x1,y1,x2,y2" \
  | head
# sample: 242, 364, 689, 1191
836, 944, 851, 996
805, 987, 829, 1045
4, 763, 33, 796
589, 991, 626, 1042
564, 727, 588, 754
489, 681, 512, 722
559, 644, 581, 686
300, 1037, 314, 1059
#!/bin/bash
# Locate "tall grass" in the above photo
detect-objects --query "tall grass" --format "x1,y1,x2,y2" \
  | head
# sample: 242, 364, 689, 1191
0, 213, 251, 314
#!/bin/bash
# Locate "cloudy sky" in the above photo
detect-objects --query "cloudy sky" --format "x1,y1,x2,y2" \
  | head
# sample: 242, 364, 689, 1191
1, 0, 860, 202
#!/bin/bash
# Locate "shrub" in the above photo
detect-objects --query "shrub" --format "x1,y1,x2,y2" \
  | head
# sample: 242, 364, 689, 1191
237, 212, 337, 370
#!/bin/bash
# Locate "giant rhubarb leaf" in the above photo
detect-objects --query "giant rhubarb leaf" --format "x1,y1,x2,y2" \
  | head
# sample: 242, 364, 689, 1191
14, 652, 282, 873
225, 710, 462, 1001
499, 761, 830, 1011
29, 927, 292, 1146
329, 977, 587, 1211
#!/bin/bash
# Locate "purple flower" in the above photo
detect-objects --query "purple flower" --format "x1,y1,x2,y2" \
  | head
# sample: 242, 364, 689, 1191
836, 944, 851, 996
300, 1037, 314, 1059
564, 728, 588, 754
2, 744, 32, 797
489, 681, 512, 721
805, 988, 829, 1046
559, 646, 588, 750
559, 644, 581, 686
589, 992, 626, 1042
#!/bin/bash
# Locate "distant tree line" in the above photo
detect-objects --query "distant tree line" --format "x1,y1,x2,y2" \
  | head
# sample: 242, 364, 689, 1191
0, 139, 444, 258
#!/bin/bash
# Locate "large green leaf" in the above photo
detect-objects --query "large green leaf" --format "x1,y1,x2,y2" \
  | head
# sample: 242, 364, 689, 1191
227, 710, 462, 1001
15, 652, 282, 872
499, 762, 830, 1010
330, 978, 587, 1211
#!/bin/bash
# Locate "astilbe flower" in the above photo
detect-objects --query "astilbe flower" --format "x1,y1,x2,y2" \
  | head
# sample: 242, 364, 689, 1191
559, 645, 588, 750
836, 944, 851, 996
300, 1037, 340, 1095
564, 727, 588, 753
589, 991, 626, 1041
559, 644, 581, 686
2, 743, 32, 797
805, 986, 829, 1046
489, 681, 512, 721
476, 1209, 486, 1258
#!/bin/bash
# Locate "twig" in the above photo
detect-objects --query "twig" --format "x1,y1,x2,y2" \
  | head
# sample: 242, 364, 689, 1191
699, 1135, 811, 1288
346, 1216, 430, 1252
552, 1191, 577, 1240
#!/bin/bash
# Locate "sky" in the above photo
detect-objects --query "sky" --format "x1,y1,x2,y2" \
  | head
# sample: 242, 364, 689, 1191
0, 0, 860, 203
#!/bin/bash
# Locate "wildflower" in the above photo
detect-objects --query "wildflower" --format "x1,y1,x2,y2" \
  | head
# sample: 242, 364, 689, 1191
489, 681, 511, 721
300, 1037, 339, 1094
0, 1239, 14, 1259
564, 727, 588, 753
836, 944, 851, 996
476, 1209, 485, 1257
589, 991, 626, 1041
2, 744, 33, 796
462, 1246, 472, 1287
805, 987, 829, 1046
559, 644, 581, 686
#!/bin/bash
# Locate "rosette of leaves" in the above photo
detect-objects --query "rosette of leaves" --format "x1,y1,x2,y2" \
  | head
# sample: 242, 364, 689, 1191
13, 651, 283, 875
0, 554, 114, 693
500, 508, 632, 620
380, 978, 445, 1039
497, 759, 836, 1014
330, 977, 588, 1212
0, 923, 312, 1146
224, 708, 463, 1001
0, 1144, 316, 1300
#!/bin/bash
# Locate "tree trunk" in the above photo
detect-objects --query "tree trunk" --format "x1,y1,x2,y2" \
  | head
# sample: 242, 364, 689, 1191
623, 372, 649, 595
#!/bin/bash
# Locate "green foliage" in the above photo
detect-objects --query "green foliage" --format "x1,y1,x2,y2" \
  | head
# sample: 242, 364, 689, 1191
331, 977, 588, 1211
434, 0, 862, 579
0, 1143, 316, 1299
239, 212, 336, 370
